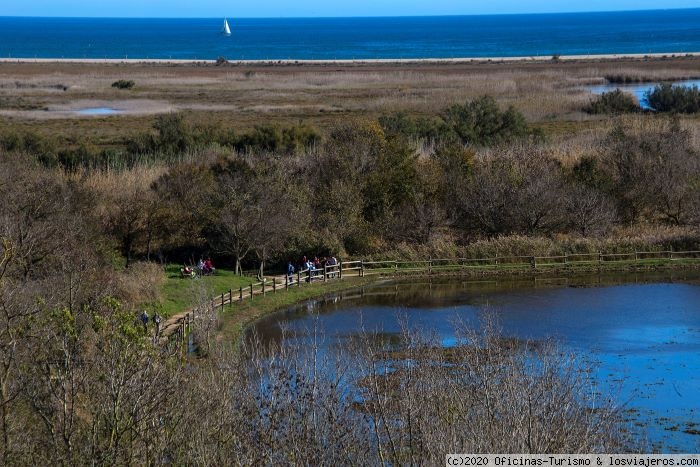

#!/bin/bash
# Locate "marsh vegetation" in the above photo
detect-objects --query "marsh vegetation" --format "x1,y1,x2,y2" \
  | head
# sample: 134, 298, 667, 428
1, 57, 700, 461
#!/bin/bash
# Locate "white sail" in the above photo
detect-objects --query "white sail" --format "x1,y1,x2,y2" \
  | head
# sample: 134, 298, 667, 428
222, 19, 231, 36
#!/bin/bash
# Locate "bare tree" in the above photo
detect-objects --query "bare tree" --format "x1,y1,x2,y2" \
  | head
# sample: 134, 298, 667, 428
460, 146, 567, 236
565, 183, 618, 236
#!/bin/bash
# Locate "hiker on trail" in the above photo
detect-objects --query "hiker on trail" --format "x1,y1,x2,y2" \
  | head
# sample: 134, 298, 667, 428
153, 313, 161, 336
329, 256, 338, 278
287, 261, 295, 280
197, 258, 206, 274
140, 310, 149, 332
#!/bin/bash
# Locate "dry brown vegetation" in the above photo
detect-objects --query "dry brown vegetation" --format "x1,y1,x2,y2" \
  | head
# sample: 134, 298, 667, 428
2, 56, 700, 149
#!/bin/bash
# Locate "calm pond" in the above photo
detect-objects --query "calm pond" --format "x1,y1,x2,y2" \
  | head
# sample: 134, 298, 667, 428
251, 271, 700, 453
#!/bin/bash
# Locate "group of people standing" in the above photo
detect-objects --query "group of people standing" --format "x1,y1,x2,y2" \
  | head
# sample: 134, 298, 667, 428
287, 255, 339, 281
181, 257, 216, 278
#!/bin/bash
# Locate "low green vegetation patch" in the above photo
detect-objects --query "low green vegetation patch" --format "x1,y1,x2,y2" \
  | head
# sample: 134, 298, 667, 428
158, 265, 254, 317
585, 89, 640, 114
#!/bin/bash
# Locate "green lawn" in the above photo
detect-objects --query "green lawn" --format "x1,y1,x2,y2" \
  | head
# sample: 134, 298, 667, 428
159, 265, 255, 318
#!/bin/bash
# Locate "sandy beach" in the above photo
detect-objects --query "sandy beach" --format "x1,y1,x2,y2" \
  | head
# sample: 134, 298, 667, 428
1, 51, 699, 66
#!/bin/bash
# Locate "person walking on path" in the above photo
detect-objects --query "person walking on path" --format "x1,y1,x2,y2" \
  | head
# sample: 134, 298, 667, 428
152, 313, 162, 343
140, 310, 149, 333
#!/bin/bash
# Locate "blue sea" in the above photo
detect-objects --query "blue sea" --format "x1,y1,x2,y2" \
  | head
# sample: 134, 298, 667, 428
1, 9, 700, 60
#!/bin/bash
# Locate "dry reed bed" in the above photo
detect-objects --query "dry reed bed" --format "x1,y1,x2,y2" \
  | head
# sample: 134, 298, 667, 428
2, 57, 700, 145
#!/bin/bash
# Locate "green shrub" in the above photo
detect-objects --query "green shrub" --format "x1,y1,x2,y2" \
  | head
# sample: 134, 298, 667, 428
442, 96, 539, 146
585, 89, 640, 114
111, 80, 135, 90
379, 112, 453, 142
645, 83, 700, 113
234, 124, 320, 154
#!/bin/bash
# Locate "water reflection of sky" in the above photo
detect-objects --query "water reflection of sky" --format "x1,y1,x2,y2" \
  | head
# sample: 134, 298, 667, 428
74, 107, 122, 115
251, 275, 700, 452
588, 79, 700, 110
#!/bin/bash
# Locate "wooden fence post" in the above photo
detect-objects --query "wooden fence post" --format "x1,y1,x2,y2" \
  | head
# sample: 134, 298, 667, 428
262, 280, 266, 296
285, 274, 289, 290
250, 283, 254, 300
273, 279, 277, 293
229, 289, 232, 308
531, 256, 536, 269
339, 260, 343, 279
428, 257, 432, 274
324, 265, 328, 282
297, 270, 301, 287
635, 251, 639, 262
221, 293, 225, 311
239, 287, 243, 301
598, 252, 603, 263
360, 260, 364, 277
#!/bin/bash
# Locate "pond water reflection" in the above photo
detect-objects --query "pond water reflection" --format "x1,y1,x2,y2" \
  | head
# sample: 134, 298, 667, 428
73, 107, 122, 115
250, 271, 700, 452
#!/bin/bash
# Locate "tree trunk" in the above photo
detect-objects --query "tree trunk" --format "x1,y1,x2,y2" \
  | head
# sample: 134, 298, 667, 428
123, 234, 133, 269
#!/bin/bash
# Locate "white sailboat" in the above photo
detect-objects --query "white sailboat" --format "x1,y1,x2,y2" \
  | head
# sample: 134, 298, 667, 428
222, 18, 231, 36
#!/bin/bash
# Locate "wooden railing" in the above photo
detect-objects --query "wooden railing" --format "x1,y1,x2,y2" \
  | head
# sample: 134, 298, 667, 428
161, 250, 700, 349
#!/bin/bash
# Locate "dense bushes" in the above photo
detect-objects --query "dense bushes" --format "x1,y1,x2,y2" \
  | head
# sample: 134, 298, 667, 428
380, 95, 542, 145
126, 114, 320, 157
2, 99, 699, 269
66, 116, 698, 270
646, 83, 700, 113
585, 89, 640, 114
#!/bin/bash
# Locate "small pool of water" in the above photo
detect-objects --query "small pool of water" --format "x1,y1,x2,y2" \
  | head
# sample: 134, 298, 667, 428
587, 79, 700, 110
251, 272, 700, 452
73, 107, 122, 116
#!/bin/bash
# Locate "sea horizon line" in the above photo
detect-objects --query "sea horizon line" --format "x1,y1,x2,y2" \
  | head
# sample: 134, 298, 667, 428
1, 8, 700, 20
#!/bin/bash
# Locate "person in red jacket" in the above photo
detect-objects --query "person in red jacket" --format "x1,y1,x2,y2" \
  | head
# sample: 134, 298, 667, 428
204, 258, 215, 275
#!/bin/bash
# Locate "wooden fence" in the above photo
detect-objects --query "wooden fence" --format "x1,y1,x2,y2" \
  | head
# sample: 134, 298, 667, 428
161, 250, 700, 349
